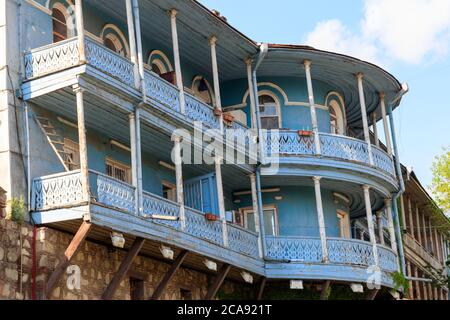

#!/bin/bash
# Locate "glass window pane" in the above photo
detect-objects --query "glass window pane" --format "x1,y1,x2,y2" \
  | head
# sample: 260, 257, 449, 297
263, 209, 276, 236
246, 212, 256, 232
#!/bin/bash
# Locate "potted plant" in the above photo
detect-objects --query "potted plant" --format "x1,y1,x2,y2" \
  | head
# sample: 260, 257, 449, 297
298, 130, 313, 137
223, 112, 235, 123
213, 108, 222, 117
205, 213, 219, 221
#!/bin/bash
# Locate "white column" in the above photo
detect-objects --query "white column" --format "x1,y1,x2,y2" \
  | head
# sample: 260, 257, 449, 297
385, 199, 398, 253
74, 85, 89, 202
74, 0, 86, 62
169, 9, 185, 113
246, 58, 258, 130
209, 36, 224, 132
135, 108, 143, 215
363, 185, 379, 267
215, 157, 228, 247
356, 73, 374, 166
250, 173, 263, 258
304, 60, 321, 155
131, 0, 146, 99
313, 177, 328, 262
129, 113, 138, 214
376, 211, 385, 246
125, 0, 140, 89
379, 92, 393, 156
173, 136, 186, 229
372, 113, 380, 148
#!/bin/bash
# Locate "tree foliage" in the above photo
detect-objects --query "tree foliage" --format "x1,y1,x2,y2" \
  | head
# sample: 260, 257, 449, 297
431, 147, 450, 213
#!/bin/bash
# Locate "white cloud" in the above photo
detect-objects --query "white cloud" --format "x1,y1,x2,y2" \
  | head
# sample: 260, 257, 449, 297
304, 0, 450, 65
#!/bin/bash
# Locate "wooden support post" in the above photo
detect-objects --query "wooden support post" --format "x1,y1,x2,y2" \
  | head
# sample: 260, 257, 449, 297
74, 85, 89, 203
215, 156, 228, 247
376, 211, 385, 246
372, 113, 380, 148
169, 9, 185, 113
366, 289, 379, 300
246, 58, 257, 130
45, 222, 91, 299
74, 0, 86, 62
125, 0, 140, 89
209, 35, 224, 132
386, 199, 398, 254
102, 237, 145, 300
363, 185, 379, 267
255, 277, 266, 300
204, 264, 231, 300
379, 92, 392, 156
173, 136, 186, 229
150, 250, 188, 300
303, 60, 321, 154
131, 0, 146, 99
250, 174, 263, 258
356, 73, 374, 165
313, 177, 328, 262
320, 281, 331, 300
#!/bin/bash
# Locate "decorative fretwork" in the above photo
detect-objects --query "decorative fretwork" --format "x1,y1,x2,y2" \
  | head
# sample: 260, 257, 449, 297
31, 171, 84, 211
265, 131, 316, 157
85, 39, 135, 88
265, 236, 323, 262
24, 38, 80, 80
372, 146, 396, 176
96, 173, 136, 213
327, 238, 375, 267
320, 133, 370, 164
144, 70, 181, 113
143, 191, 180, 229
377, 245, 398, 272
184, 207, 223, 246
185, 94, 221, 129
227, 224, 259, 257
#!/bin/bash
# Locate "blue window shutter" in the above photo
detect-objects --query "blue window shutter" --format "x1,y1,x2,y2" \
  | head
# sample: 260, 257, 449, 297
184, 173, 219, 215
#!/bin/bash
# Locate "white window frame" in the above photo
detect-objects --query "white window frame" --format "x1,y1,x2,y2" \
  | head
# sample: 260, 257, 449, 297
105, 157, 132, 184
240, 205, 280, 236
148, 50, 173, 75
337, 210, 351, 239
100, 24, 130, 58
258, 91, 282, 129
191, 75, 216, 107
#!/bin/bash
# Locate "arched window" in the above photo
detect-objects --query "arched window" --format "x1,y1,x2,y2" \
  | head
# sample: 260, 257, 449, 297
258, 94, 280, 130
329, 100, 345, 135
101, 24, 130, 58
52, 7, 67, 42
192, 76, 214, 106
50, 2, 75, 43
148, 50, 173, 76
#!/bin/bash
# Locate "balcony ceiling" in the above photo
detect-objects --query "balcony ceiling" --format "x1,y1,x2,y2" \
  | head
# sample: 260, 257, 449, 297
86, 0, 258, 82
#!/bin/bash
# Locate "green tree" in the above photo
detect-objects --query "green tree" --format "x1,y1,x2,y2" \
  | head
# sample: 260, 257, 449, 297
431, 147, 450, 213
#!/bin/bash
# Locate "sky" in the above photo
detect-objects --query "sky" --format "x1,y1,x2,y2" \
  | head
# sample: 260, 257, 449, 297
200, 0, 450, 191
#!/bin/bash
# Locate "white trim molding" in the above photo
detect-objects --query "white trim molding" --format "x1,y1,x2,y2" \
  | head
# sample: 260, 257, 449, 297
148, 49, 174, 73
100, 23, 131, 58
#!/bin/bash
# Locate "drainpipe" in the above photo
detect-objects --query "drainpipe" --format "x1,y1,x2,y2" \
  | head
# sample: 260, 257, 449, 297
251, 44, 269, 258
388, 83, 409, 275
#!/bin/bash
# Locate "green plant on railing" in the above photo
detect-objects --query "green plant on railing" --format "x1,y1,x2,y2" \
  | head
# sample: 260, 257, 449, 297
7, 196, 26, 225
392, 271, 410, 292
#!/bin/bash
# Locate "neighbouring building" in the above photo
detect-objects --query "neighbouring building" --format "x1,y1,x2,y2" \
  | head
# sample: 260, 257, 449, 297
1, 0, 448, 300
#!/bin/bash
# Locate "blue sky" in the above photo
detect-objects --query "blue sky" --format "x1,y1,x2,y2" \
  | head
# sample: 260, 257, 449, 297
200, 0, 450, 190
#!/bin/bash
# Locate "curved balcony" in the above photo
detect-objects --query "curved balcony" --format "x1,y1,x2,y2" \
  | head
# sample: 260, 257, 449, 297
265, 130, 395, 184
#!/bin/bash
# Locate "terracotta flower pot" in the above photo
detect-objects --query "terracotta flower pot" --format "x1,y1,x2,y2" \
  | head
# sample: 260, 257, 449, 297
223, 113, 235, 123
298, 130, 313, 137
205, 213, 218, 221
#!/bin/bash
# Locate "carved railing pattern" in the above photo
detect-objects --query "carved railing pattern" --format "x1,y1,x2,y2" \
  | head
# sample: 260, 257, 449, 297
224, 121, 253, 152
372, 146, 395, 176
377, 245, 398, 272
184, 207, 223, 246
24, 38, 80, 80
227, 224, 259, 257
265, 236, 323, 262
143, 191, 180, 229
144, 71, 181, 113
327, 238, 375, 267
96, 173, 136, 213
31, 171, 84, 211
320, 133, 370, 164
85, 39, 135, 87
185, 94, 221, 129
265, 131, 316, 157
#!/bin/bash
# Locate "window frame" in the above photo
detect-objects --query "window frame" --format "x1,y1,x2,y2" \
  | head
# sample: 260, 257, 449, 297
258, 91, 282, 130
336, 210, 351, 239
105, 157, 132, 184
162, 180, 177, 203
63, 138, 80, 171
240, 205, 280, 236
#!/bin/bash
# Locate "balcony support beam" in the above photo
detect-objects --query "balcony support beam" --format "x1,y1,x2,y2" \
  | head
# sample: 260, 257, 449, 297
386, 199, 398, 254
173, 136, 186, 230
209, 36, 224, 132
406, 260, 414, 299
169, 9, 185, 113
150, 250, 189, 300
102, 237, 145, 300
125, 0, 140, 90
129, 108, 143, 215
215, 156, 228, 247
356, 73, 374, 166
45, 221, 92, 299
407, 196, 415, 239
303, 60, 321, 155
131, 0, 146, 99
379, 93, 392, 156
313, 177, 328, 263
422, 213, 428, 252
376, 211, 385, 246
414, 266, 421, 300
204, 264, 231, 300
73, 85, 89, 203
428, 218, 434, 255
250, 173, 263, 258
320, 281, 331, 300
363, 185, 379, 267
433, 228, 440, 262
74, 0, 86, 62
366, 289, 379, 300
255, 277, 266, 300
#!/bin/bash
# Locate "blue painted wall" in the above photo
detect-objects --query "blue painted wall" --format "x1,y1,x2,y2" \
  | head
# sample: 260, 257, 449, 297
234, 186, 350, 238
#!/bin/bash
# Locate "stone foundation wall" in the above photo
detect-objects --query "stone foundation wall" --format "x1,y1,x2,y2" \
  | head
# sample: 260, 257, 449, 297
0, 219, 249, 300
